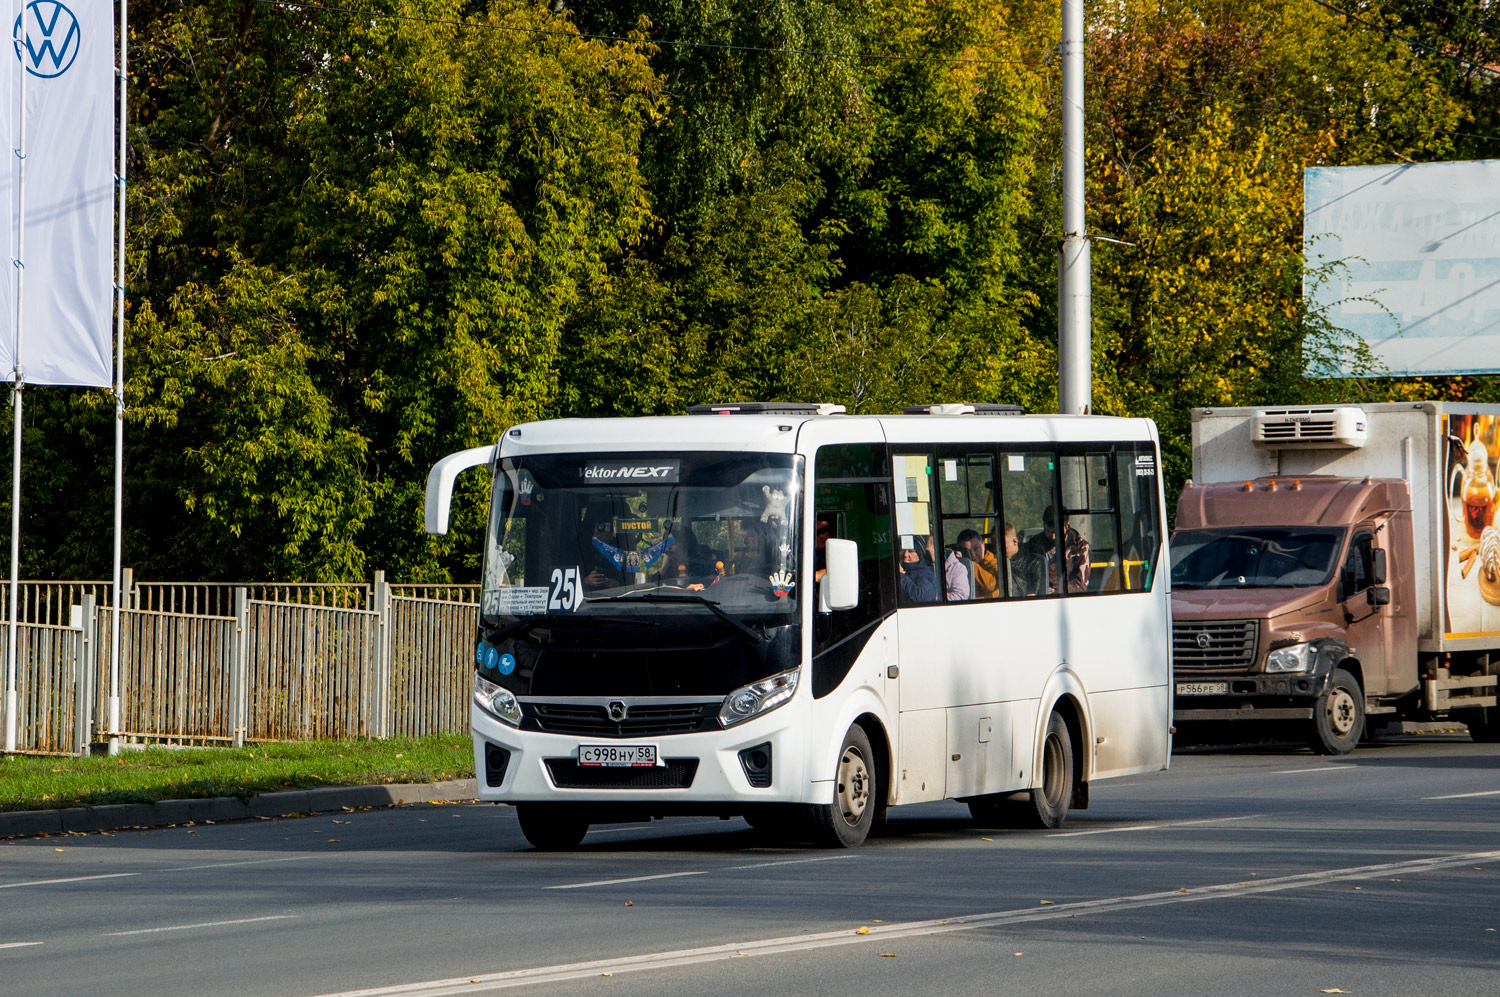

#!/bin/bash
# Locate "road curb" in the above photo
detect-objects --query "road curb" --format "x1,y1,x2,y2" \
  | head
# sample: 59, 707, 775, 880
0, 779, 480, 840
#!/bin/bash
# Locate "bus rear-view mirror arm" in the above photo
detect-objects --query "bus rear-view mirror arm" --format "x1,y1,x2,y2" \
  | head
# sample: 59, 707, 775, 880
818, 538, 860, 613
424, 445, 496, 535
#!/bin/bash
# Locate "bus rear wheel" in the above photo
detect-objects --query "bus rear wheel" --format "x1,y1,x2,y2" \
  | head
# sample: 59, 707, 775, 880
1025, 713, 1075, 829
515, 804, 589, 850
805, 724, 878, 848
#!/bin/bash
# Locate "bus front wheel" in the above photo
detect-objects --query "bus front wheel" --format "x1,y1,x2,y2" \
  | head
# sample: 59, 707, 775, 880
1025, 713, 1075, 829
806, 724, 878, 848
515, 803, 589, 850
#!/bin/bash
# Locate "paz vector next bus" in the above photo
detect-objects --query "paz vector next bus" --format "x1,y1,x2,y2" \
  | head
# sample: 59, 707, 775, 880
424, 402, 1173, 849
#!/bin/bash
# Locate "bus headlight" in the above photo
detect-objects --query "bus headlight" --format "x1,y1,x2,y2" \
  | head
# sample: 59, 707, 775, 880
1266, 642, 1314, 673
473, 672, 522, 726
720, 668, 800, 727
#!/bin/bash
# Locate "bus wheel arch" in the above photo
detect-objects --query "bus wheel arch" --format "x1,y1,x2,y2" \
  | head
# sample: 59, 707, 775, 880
852, 713, 892, 823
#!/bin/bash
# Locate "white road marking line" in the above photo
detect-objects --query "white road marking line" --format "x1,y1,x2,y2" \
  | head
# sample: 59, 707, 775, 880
546, 852, 852, 890
544, 870, 708, 890
106, 915, 297, 937
1423, 788, 1500, 800
1273, 766, 1355, 775
169, 856, 318, 872
308, 848, 1500, 996
728, 855, 854, 871
0, 873, 138, 890
1048, 815, 1262, 838
0, 941, 44, 949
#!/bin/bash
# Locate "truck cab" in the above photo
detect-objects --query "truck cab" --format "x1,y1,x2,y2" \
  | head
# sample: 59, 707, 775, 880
1171, 476, 1417, 753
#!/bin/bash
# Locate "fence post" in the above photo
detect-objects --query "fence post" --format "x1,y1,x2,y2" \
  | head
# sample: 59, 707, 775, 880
230, 587, 248, 748
74, 595, 96, 754
372, 570, 391, 739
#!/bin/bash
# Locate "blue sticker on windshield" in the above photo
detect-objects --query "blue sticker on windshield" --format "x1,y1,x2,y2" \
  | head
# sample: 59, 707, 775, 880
483, 645, 500, 671
475, 642, 486, 667
498, 653, 516, 676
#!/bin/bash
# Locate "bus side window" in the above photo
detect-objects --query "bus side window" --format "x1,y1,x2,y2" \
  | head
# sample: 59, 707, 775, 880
1000, 450, 1057, 598
1116, 444, 1163, 591
1059, 450, 1122, 594
938, 452, 998, 601
892, 453, 940, 605
812, 443, 896, 659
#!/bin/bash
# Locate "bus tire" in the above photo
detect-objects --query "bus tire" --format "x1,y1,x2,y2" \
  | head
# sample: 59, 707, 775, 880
1022, 712, 1074, 829
806, 724, 878, 848
515, 804, 589, 850
1309, 668, 1364, 755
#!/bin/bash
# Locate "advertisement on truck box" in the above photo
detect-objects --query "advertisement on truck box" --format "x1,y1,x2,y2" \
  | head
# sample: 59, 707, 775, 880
1444, 413, 1500, 637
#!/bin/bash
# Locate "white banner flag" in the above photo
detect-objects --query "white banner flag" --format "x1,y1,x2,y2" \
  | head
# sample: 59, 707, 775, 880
0, 0, 114, 387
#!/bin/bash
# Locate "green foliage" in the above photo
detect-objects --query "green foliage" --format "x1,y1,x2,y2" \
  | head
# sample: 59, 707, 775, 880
5, 0, 1495, 582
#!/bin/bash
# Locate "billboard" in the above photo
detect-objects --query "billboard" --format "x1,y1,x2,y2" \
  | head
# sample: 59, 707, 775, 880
1303, 161, 1500, 378
1444, 412, 1500, 639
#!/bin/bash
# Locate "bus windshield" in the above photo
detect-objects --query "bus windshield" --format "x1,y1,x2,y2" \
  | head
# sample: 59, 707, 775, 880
1170, 527, 1346, 589
483, 452, 804, 627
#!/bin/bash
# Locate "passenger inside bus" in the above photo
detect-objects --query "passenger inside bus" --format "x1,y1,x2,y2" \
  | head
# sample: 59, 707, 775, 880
956, 528, 999, 600
928, 534, 970, 601
898, 535, 938, 603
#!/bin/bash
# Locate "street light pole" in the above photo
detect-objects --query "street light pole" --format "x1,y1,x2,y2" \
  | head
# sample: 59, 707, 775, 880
1058, 0, 1091, 416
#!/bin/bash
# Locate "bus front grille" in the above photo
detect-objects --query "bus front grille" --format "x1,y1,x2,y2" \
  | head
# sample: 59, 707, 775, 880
544, 758, 699, 789
523, 701, 721, 737
1172, 620, 1258, 669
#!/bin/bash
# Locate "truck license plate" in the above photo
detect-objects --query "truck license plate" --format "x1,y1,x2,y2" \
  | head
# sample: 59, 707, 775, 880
578, 743, 658, 767
1177, 682, 1228, 696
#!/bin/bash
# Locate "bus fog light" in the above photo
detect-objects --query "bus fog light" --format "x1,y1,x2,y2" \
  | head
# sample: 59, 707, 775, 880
473, 673, 522, 726
719, 668, 800, 728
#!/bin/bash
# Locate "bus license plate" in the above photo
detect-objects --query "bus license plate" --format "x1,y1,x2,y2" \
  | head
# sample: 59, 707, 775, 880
1177, 682, 1228, 696
578, 743, 658, 767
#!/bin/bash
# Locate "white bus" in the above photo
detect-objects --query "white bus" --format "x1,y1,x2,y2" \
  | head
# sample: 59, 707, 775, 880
424, 402, 1172, 849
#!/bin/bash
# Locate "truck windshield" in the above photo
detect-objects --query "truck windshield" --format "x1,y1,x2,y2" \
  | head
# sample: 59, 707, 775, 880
1169, 527, 1346, 589
482, 452, 803, 628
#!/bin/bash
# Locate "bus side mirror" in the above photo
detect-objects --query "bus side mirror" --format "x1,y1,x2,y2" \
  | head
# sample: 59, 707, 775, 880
1371, 548, 1387, 586
424, 445, 495, 534
1367, 586, 1390, 607
819, 538, 860, 612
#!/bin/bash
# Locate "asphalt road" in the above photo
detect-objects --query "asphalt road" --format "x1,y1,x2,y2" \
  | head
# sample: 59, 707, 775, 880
3, 733, 1497, 997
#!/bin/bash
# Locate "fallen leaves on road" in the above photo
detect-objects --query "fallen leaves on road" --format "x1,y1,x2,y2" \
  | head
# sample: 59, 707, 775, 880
623, 901, 633, 907
856, 926, 871, 935
1320, 989, 1349, 994
1038, 900, 1054, 906
880, 953, 896, 958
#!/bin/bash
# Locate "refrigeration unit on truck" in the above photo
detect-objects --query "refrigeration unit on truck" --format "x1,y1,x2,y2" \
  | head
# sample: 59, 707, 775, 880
1170, 402, 1500, 753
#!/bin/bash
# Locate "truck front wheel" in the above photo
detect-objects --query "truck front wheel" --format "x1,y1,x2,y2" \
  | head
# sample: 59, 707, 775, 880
1309, 668, 1364, 755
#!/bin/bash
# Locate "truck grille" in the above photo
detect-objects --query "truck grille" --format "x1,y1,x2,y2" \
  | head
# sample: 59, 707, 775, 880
522, 701, 721, 738
544, 758, 699, 789
1173, 620, 1257, 669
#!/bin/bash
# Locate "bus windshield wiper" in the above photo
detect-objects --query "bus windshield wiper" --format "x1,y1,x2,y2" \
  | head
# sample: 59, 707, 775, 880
586, 592, 764, 645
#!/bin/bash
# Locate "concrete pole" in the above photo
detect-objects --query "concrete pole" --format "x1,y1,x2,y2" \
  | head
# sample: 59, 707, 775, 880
1058, 0, 1092, 416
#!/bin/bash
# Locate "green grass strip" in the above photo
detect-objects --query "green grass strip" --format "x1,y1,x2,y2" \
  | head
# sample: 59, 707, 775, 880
0, 734, 474, 812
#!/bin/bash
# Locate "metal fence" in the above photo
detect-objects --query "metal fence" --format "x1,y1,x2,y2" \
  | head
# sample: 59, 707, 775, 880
0, 573, 479, 755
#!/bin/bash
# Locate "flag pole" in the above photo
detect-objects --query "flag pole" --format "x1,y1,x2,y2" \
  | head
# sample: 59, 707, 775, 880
3, 20, 26, 754
108, 0, 128, 755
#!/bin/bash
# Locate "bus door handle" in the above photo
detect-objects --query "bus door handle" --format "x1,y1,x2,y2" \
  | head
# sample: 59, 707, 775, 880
887, 665, 900, 679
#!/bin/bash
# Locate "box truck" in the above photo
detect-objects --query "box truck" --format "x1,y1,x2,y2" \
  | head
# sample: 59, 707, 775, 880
1170, 402, 1500, 753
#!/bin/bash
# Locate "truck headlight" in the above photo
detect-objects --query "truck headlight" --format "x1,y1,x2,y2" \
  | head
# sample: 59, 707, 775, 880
1266, 642, 1315, 673
719, 668, 800, 727
473, 672, 522, 726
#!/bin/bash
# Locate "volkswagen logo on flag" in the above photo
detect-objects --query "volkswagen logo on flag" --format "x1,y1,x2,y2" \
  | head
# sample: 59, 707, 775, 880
13, 0, 82, 79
